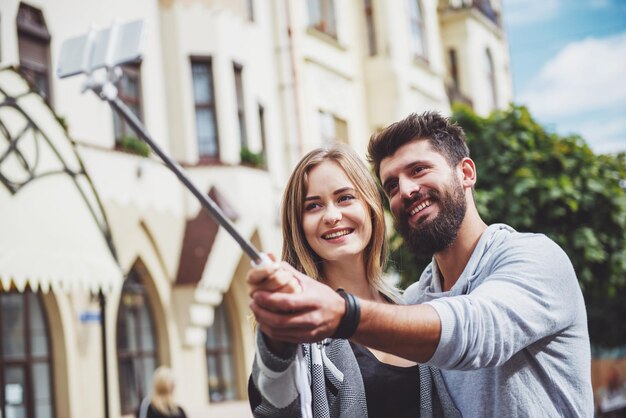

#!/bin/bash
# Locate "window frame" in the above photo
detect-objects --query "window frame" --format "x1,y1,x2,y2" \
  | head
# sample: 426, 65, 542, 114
233, 63, 247, 149
448, 48, 459, 88
206, 303, 239, 402
319, 110, 348, 146
0, 289, 56, 418
407, 0, 428, 61
113, 62, 144, 145
307, 0, 338, 39
190, 57, 221, 163
364, 0, 377, 56
258, 103, 267, 168
115, 268, 159, 415
16, 3, 53, 104
246, 0, 255, 21
484, 48, 498, 110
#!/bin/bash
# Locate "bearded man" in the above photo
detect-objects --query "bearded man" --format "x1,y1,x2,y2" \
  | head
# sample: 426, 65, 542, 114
249, 112, 593, 417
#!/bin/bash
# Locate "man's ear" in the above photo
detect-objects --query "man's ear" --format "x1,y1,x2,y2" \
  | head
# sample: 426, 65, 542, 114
459, 157, 477, 188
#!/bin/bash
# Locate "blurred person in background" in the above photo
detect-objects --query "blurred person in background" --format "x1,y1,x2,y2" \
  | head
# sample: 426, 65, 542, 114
137, 366, 187, 418
598, 367, 626, 417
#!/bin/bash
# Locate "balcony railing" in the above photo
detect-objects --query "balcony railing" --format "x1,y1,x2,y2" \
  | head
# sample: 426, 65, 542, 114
442, 0, 501, 27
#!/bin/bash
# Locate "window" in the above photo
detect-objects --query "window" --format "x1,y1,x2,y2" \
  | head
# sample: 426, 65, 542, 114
364, 0, 377, 55
16, 3, 52, 103
233, 64, 247, 148
258, 104, 267, 166
206, 304, 238, 402
113, 63, 143, 144
0, 290, 55, 418
319, 110, 348, 146
484, 48, 498, 110
474, 0, 499, 25
191, 59, 220, 160
116, 268, 158, 415
307, 0, 337, 39
408, 0, 427, 59
247, 0, 254, 21
448, 48, 459, 88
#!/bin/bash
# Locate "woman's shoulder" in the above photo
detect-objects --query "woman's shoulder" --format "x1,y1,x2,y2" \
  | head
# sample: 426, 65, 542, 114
145, 404, 187, 418
176, 405, 187, 418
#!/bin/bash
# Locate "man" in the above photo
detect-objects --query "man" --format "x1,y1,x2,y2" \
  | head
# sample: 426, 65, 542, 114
249, 112, 593, 417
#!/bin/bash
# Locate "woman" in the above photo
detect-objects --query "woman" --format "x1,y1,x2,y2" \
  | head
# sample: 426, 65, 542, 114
247, 145, 459, 418
137, 366, 187, 418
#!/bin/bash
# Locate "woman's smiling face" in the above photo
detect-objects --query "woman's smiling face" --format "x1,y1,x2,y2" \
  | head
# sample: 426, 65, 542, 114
302, 160, 372, 263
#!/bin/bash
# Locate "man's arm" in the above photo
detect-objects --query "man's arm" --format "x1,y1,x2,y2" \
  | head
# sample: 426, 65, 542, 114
353, 300, 441, 362
250, 268, 442, 362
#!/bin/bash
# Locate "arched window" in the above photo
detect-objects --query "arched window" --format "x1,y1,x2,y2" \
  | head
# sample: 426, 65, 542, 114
0, 289, 55, 418
206, 303, 239, 402
116, 268, 158, 415
485, 48, 498, 111
16, 3, 52, 103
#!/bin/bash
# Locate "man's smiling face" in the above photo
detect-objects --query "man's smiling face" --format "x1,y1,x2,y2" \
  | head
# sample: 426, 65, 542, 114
380, 139, 467, 256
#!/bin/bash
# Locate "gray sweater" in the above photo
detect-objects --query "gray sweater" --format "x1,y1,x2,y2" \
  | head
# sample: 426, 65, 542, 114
250, 331, 461, 418
405, 224, 594, 417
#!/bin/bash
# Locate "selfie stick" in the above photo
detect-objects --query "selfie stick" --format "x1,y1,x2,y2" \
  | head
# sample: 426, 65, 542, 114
57, 19, 269, 266
108, 97, 268, 265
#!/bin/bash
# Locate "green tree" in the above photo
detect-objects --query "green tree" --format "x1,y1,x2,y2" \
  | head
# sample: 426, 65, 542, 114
387, 104, 626, 348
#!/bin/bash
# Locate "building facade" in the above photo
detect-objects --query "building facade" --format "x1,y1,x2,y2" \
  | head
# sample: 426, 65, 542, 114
0, 0, 512, 417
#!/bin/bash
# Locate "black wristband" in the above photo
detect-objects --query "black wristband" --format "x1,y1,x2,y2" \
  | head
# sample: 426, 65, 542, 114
332, 288, 361, 339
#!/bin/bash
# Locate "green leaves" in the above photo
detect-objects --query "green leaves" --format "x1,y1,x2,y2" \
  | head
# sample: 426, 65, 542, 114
118, 135, 150, 157
458, 105, 626, 347
240, 146, 266, 169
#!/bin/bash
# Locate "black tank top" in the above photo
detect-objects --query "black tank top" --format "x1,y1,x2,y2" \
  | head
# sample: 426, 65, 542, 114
350, 342, 421, 418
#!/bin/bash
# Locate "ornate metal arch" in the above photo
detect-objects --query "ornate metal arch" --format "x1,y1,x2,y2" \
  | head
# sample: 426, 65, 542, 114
0, 66, 118, 261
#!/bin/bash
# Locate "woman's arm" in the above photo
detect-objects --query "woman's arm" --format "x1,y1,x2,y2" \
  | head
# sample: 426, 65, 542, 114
250, 330, 310, 417
248, 255, 302, 355
248, 255, 312, 417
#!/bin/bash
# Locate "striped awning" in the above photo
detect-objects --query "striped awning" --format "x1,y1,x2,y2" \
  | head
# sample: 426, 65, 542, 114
0, 67, 123, 293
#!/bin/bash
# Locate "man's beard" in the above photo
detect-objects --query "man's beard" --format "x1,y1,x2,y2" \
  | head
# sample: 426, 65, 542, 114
394, 178, 467, 257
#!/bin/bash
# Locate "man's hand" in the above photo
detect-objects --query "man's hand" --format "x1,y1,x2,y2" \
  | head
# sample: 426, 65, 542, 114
250, 264, 346, 343
247, 261, 441, 361
247, 254, 302, 296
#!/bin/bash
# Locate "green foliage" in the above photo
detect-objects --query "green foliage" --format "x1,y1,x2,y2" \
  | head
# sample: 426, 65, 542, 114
55, 115, 69, 132
240, 146, 266, 169
118, 135, 150, 157
387, 104, 626, 347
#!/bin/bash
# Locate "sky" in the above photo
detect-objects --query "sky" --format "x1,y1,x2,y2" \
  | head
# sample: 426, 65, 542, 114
501, 0, 626, 154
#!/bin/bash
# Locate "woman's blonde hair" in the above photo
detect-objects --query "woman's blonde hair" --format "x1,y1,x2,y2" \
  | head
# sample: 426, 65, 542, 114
150, 366, 180, 416
281, 144, 399, 301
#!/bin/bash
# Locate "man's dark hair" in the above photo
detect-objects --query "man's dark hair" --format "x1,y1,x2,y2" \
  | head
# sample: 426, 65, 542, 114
367, 111, 469, 180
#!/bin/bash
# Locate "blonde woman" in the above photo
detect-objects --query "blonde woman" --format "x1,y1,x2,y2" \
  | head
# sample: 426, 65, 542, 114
247, 145, 459, 418
137, 367, 186, 418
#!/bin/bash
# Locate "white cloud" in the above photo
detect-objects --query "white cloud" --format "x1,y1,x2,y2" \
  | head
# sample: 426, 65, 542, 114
519, 32, 626, 117
589, 0, 610, 8
501, 0, 561, 26
519, 32, 626, 153
562, 117, 626, 154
